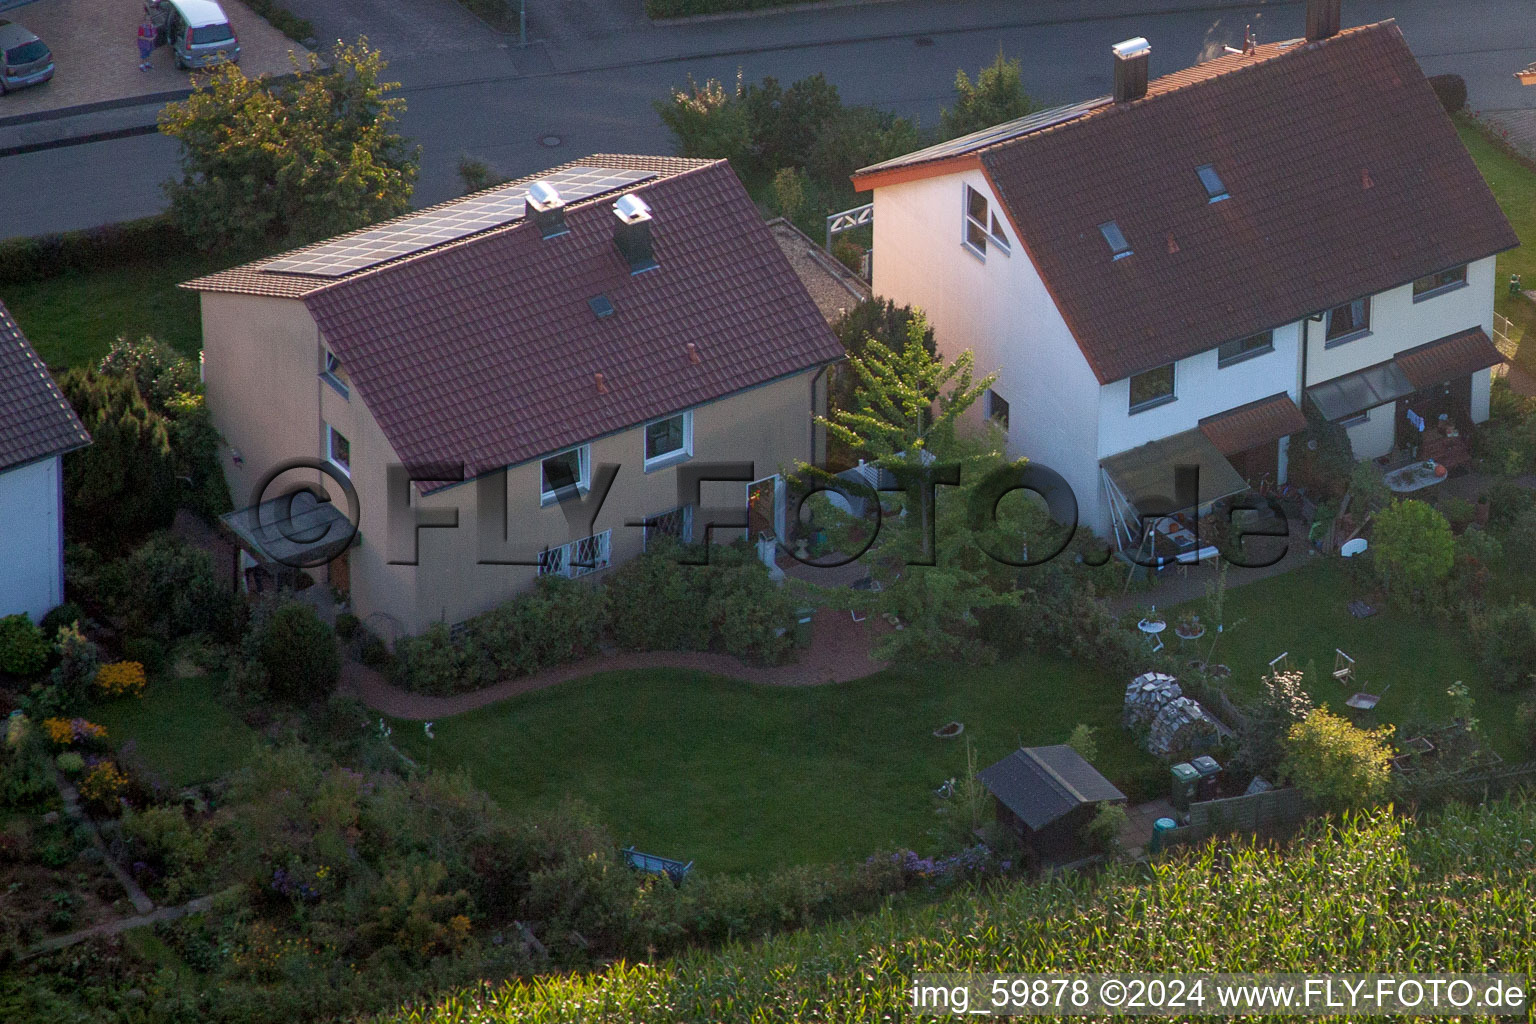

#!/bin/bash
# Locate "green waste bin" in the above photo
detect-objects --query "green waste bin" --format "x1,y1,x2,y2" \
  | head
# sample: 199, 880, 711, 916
1170, 762, 1200, 812
793, 607, 815, 648
1149, 817, 1178, 855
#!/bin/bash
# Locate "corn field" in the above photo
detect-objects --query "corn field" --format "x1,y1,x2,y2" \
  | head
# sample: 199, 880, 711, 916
380, 801, 1536, 1023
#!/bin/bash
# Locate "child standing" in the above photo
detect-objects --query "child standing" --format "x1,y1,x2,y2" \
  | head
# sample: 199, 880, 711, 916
137, 17, 157, 71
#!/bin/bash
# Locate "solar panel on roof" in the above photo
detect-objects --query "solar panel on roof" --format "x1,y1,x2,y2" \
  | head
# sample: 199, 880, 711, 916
261, 166, 658, 278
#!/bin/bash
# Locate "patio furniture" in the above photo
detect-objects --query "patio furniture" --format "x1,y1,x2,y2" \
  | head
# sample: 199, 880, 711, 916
1268, 651, 1293, 676
1332, 649, 1356, 687
1137, 610, 1167, 652
1383, 460, 1447, 493
622, 846, 693, 884
1345, 683, 1391, 711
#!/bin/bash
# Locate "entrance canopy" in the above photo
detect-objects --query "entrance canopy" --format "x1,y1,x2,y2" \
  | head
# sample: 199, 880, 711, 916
1306, 359, 1414, 422
1394, 327, 1505, 390
1198, 392, 1308, 456
222, 490, 354, 567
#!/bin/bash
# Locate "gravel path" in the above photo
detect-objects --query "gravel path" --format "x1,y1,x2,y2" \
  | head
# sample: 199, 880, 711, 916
341, 607, 892, 720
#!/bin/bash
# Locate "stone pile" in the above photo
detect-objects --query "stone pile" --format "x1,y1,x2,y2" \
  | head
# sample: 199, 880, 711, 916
1147, 696, 1220, 759
1124, 672, 1181, 731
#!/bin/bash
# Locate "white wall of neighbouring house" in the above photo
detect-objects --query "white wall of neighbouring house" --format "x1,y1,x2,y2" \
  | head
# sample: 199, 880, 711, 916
1305, 257, 1497, 387
0, 456, 64, 622
869, 169, 1107, 537
1471, 366, 1492, 423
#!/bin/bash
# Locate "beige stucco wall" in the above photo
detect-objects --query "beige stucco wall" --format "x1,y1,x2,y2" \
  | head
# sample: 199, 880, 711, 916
199, 289, 830, 635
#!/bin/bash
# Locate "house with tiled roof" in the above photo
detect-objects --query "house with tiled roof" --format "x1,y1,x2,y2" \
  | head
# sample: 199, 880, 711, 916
0, 301, 90, 622
184, 156, 845, 635
853, 0, 1517, 552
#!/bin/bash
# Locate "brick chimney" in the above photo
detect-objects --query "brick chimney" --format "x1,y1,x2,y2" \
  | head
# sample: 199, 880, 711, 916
1306, 0, 1341, 42
1112, 38, 1151, 103
613, 194, 659, 274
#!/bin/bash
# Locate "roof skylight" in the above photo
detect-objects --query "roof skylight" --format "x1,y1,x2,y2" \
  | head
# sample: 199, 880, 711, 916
1099, 221, 1132, 260
1196, 164, 1229, 202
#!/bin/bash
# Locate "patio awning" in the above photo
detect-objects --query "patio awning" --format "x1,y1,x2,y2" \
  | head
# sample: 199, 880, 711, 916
1394, 327, 1505, 390
1100, 428, 1248, 547
1198, 392, 1308, 457
221, 490, 355, 567
1306, 359, 1414, 422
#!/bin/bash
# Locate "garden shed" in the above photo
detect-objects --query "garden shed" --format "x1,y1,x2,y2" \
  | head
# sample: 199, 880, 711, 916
978, 745, 1126, 861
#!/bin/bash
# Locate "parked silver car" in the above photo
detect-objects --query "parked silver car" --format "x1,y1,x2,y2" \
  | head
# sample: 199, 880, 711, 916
0, 19, 54, 94
146, 0, 240, 70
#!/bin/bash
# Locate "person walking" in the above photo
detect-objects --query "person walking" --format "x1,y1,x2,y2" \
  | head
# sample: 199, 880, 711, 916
137, 16, 157, 71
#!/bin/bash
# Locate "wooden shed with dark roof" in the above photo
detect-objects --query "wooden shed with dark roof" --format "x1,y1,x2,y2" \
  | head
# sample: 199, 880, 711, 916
978, 745, 1126, 861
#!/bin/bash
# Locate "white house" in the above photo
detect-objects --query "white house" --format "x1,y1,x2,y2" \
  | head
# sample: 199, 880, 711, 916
853, 1, 1517, 551
0, 301, 90, 622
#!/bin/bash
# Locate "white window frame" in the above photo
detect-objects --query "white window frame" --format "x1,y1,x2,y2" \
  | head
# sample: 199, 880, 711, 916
540, 444, 591, 505
986, 389, 1010, 430
1339, 409, 1370, 428
1217, 330, 1274, 368
1324, 296, 1372, 346
1128, 363, 1176, 414
325, 423, 351, 476
642, 410, 693, 471
538, 530, 612, 578
320, 347, 348, 398
962, 184, 1010, 259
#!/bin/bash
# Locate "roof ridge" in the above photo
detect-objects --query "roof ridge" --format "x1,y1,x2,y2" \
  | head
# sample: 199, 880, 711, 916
1023, 746, 1090, 806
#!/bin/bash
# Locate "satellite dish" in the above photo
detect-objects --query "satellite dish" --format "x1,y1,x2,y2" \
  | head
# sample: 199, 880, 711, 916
1340, 538, 1368, 558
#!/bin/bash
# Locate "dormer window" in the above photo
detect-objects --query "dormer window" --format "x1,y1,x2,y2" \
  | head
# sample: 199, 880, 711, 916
321, 348, 348, 398
963, 185, 1010, 258
1099, 221, 1132, 260
1196, 164, 1229, 202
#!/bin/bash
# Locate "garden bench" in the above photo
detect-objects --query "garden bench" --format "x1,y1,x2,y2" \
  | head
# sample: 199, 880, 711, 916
622, 846, 693, 884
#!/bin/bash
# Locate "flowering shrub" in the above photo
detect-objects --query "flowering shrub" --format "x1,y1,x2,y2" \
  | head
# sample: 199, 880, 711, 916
56, 752, 85, 775
95, 660, 147, 698
78, 760, 129, 812
42, 717, 108, 748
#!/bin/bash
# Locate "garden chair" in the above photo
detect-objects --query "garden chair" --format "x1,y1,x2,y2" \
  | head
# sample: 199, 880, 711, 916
1267, 651, 1293, 677
1332, 649, 1355, 687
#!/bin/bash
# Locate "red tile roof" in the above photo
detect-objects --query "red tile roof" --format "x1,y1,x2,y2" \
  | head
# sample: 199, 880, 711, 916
0, 301, 90, 474
864, 23, 1519, 384
299, 160, 843, 483
1199, 392, 1308, 456
1394, 327, 1505, 390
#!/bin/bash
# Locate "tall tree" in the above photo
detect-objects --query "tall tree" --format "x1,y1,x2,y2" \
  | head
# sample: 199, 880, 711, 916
159, 40, 418, 251
60, 369, 178, 552
940, 51, 1040, 140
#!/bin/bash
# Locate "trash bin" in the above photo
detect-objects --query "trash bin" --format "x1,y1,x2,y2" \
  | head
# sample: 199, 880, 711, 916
1170, 762, 1200, 812
1149, 817, 1178, 855
1191, 755, 1222, 801
792, 607, 815, 648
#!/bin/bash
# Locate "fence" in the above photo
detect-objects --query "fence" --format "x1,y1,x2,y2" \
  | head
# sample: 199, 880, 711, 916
1401, 759, 1536, 811
1161, 787, 1307, 851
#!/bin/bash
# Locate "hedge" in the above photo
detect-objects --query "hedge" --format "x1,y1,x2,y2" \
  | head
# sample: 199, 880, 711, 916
0, 216, 192, 287
241, 0, 314, 44
646, 0, 820, 17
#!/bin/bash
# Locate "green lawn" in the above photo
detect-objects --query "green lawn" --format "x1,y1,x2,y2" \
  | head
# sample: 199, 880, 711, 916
3, 253, 216, 369
1170, 561, 1525, 759
90, 671, 257, 788
1457, 115, 1536, 370
389, 657, 1159, 875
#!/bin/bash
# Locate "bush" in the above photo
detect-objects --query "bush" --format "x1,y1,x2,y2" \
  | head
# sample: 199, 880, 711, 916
55, 751, 84, 775
249, 602, 340, 704
1236, 669, 1314, 778
1427, 73, 1467, 113
1519, 699, 1536, 753
1080, 802, 1128, 855
392, 623, 466, 696
1067, 724, 1098, 765
39, 601, 87, 639
123, 805, 210, 899
45, 622, 100, 715
606, 551, 712, 653
1279, 709, 1394, 812
100, 534, 244, 643
705, 565, 794, 664
335, 612, 362, 641
1372, 500, 1454, 600
238, 0, 314, 43
122, 635, 166, 671
0, 614, 50, 676
1348, 461, 1390, 513
1440, 496, 1476, 532
1485, 479, 1536, 533
77, 761, 129, 815
95, 661, 147, 699
0, 215, 191, 286
1476, 603, 1536, 691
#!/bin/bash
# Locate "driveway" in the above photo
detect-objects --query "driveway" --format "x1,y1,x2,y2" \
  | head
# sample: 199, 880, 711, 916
0, 0, 311, 121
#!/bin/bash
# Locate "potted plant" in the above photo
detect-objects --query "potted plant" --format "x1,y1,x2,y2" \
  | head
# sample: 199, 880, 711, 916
1174, 613, 1204, 641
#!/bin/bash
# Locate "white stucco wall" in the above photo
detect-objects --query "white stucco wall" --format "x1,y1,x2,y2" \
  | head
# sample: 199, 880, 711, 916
1097, 321, 1303, 459
1305, 257, 1496, 387
870, 170, 1107, 536
1471, 366, 1492, 423
1342, 401, 1398, 460
0, 456, 64, 622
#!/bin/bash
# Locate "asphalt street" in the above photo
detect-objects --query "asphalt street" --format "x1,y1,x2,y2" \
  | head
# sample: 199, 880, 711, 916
4, 0, 1534, 240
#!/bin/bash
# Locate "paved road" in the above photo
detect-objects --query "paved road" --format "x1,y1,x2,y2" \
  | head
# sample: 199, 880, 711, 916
4, 0, 1534, 239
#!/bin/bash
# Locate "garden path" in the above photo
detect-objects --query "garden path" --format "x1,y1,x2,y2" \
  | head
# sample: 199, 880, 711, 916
340, 607, 892, 720
22, 895, 214, 961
